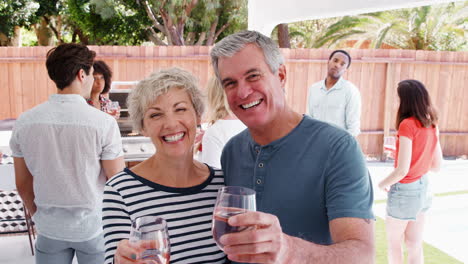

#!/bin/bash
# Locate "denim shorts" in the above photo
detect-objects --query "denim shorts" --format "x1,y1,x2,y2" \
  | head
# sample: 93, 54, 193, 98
386, 174, 432, 220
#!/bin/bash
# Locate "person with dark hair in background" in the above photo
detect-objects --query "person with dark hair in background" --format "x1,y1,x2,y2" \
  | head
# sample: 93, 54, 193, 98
87, 60, 120, 119
210, 30, 374, 264
10, 44, 125, 264
307, 50, 361, 136
379, 79, 442, 264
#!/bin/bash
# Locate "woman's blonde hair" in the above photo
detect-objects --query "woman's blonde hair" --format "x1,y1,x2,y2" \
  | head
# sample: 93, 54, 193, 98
127, 67, 205, 133
205, 76, 232, 125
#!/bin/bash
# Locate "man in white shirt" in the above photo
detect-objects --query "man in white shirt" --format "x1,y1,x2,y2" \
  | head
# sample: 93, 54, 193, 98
307, 50, 361, 136
10, 44, 125, 264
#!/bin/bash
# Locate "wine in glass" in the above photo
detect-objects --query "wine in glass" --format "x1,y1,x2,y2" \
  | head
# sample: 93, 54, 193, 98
384, 136, 396, 159
106, 101, 120, 118
212, 186, 256, 250
129, 216, 170, 264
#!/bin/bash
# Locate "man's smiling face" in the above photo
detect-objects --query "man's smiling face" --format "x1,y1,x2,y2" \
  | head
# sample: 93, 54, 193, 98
217, 44, 286, 131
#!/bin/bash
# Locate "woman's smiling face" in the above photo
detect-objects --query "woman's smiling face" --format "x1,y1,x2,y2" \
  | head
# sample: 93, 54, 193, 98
141, 87, 200, 158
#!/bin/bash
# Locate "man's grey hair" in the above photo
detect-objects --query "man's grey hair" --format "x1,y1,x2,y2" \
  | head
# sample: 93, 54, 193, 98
127, 67, 205, 133
210, 30, 284, 81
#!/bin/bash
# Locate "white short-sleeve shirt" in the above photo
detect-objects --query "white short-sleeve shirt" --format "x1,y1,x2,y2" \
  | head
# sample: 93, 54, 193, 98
307, 77, 361, 136
201, 119, 246, 169
10, 94, 123, 242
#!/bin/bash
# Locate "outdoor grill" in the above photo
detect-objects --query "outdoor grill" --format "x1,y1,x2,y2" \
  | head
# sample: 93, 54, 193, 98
110, 82, 156, 163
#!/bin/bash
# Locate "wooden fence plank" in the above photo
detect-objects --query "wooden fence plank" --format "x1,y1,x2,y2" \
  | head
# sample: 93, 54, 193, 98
0, 48, 11, 118
8, 47, 22, 117
21, 47, 36, 111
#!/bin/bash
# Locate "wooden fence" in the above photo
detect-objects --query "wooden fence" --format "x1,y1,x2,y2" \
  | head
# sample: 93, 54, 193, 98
1, 46, 467, 157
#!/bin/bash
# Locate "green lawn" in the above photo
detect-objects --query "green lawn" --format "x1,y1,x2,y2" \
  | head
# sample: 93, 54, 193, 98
375, 216, 462, 264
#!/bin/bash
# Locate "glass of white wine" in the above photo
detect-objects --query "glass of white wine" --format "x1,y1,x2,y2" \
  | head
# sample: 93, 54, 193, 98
106, 101, 120, 119
129, 216, 170, 264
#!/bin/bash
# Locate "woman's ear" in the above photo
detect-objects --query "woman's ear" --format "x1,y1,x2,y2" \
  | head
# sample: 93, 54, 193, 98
140, 126, 147, 137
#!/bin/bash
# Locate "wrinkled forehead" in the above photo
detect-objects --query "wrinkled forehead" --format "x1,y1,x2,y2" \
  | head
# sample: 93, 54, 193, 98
218, 44, 267, 77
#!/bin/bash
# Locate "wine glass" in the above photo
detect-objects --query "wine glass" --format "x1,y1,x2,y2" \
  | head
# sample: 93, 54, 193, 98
383, 136, 396, 159
129, 216, 170, 264
106, 101, 120, 118
212, 186, 256, 250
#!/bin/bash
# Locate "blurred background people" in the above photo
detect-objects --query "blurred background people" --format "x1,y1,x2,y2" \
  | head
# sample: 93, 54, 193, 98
10, 44, 124, 264
200, 77, 246, 168
87, 60, 120, 119
378, 79, 443, 264
102, 68, 227, 264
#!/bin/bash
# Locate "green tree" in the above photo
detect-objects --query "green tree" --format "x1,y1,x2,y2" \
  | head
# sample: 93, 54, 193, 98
313, 2, 467, 51
0, 1, 39, 45
97, 0, 247, 45
67, 0, 149, 45
32, 0, 68, 45
273, 18, 339, 48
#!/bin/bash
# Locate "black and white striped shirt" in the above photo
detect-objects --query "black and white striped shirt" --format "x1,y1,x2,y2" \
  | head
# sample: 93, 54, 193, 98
102, 166, 228, 264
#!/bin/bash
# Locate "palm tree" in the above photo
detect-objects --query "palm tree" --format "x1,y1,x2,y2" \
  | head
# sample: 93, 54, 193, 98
313, 1, 468, 51
275, 18, 339, 48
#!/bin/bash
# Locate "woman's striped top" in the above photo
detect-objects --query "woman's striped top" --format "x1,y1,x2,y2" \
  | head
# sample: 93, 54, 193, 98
102, 166, 228, 264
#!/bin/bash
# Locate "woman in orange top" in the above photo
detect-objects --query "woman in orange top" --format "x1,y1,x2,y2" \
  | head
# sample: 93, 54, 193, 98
379, 79, 443, 264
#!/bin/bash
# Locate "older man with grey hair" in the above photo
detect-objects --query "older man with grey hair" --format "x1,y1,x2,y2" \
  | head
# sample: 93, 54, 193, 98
210, 30, 375, 264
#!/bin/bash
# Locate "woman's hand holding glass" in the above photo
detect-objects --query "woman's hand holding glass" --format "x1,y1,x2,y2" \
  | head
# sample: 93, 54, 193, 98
106, 101, 121, 119
115, 216, 170, 264
114, 239, 153, 264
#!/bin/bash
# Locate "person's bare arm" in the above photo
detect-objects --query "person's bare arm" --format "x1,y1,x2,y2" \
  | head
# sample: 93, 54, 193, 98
378, 136, 412, 191
301, 217, 374, 263
101, 156, 125, 179
222, 212, 374, 264
14, 157, 37, 215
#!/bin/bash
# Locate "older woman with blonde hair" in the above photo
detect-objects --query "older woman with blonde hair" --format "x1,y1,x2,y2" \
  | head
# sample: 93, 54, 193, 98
200, 77, 246, 168
102, 68, 227, 264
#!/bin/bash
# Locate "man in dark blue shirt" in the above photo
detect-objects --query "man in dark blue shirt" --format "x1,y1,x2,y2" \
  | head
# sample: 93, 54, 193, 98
210, 30, 375, 264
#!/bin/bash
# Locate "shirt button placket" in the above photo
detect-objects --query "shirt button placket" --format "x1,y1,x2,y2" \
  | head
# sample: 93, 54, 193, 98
253, 145, 266, 204
256, 162, 265, 186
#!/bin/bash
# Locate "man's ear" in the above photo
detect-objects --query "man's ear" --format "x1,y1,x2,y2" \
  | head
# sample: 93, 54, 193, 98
77, 68, 85, 82
278, 64, 287, 87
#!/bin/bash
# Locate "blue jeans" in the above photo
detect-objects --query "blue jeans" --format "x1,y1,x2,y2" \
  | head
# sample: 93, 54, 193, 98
35, 233, 104, 264
386, 174, 432, 220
